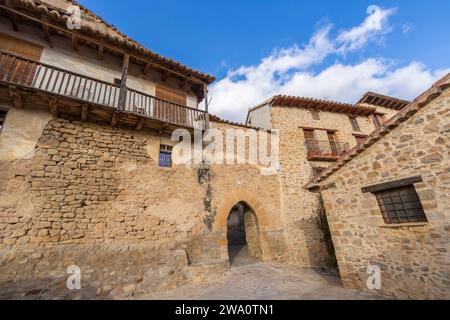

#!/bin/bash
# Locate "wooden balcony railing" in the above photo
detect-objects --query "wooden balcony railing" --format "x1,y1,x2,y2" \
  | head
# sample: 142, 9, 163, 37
0, 51, 206, 130
305, 139, 350, 161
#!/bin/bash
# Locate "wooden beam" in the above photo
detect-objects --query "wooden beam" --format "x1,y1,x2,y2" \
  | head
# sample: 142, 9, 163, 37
41, 16, 53, 47
5, 0, 18, 31
117, 54, 130, 110
143, 63, 151, 74
9, 85, 23, 108
49, 98, 58, 115
158, 123, 169, 135
362, 176, 423, 193
97, 45, 104, 60
81, 104, 88, 121
160, 70, 169, 82
136, 118, 144, 131
111, 112, 118, 127
72, 35, 78, 51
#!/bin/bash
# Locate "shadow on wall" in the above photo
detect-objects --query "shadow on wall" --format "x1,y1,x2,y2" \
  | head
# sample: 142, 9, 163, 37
299, 193, 338, 268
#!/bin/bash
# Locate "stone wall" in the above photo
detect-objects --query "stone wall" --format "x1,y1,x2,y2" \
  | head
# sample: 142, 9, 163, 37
0, 111, 286, 299
317, 89, 450, 299
269, 106, 379, 267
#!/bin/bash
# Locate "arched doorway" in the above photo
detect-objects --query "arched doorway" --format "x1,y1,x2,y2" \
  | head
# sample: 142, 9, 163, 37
227, 202, 262, 265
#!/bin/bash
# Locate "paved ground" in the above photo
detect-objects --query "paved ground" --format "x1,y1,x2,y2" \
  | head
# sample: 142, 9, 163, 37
145, 246, 388, 300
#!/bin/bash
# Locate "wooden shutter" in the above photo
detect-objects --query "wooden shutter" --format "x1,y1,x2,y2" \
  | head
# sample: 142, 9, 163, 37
155, 85, 187, 106
0, 33, 43, 61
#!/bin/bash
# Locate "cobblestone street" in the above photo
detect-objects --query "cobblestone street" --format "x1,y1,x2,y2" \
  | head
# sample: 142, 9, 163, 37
144, 247, 389, 300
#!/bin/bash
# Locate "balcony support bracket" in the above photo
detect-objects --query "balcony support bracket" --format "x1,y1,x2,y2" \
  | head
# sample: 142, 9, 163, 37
9, 85, 23, 108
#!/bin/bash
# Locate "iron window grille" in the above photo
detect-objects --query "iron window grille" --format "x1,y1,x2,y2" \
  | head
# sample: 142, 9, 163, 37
0, 109, 7, 133
349, 117, 361, 132
159, 145, 173, 168
362, 177, 427, 224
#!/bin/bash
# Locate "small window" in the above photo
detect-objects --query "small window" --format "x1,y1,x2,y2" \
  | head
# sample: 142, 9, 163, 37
159, 145, 173, 168
372, 114, 384, 129
362, 177, 427, 225
311, 110, 320, 121
0, 109, 7, 133
349, 117, 360, 132
374, 186, 427, 224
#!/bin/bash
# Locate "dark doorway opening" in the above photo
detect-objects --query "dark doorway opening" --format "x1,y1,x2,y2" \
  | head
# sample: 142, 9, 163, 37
227, 202, 262, 266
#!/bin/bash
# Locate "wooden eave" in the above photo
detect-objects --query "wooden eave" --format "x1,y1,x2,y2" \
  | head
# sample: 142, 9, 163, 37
269, 95, 376, 116
0, 0, 215, 99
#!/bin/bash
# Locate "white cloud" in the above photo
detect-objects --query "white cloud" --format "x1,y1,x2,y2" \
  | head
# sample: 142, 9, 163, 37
208, 6, 448, 122
336, 5, 395, 53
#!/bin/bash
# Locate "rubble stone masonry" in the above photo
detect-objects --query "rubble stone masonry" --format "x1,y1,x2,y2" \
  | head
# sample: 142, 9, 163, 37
317, 88, 450, 299
0, 113, 287, 298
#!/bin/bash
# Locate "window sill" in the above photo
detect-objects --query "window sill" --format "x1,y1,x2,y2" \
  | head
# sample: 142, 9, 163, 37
379, 222, 428, 229
157, 166, 175, 171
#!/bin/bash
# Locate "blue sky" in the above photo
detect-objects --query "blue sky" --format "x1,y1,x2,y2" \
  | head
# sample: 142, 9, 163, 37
79, 0, 450, 121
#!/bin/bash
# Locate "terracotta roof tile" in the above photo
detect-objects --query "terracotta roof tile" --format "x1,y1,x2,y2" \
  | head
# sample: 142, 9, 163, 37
305, 72, 450, 189
4, 0, 215, 84
250, 95, 377, 116
357, 92, 410, 110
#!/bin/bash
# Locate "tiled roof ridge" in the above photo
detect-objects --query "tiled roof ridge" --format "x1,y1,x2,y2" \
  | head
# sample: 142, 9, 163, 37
357, 91, 411, 110
359, 91, 410, 104
305, 72, 450, 189
7, 0, 215, 84
210, 114, 270, 131
270, 94, 356, 108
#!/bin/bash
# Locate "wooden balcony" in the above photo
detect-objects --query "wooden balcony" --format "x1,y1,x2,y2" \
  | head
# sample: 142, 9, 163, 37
0, 51, 207, 131
305, 139, 350, 161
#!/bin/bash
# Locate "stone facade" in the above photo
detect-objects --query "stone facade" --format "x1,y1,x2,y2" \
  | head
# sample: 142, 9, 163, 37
0, 109, 289, 298
248, 104, 389, 267
312, 83, 450, 299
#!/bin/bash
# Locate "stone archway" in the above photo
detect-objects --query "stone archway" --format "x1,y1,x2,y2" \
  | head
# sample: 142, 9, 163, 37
215, 189, 275, 264
226, 202, 263, 265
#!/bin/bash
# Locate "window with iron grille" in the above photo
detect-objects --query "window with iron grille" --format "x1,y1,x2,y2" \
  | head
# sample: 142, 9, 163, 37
0, 109, 7, 133
159, 145, 173, 168
362, 177, 427, 224
349, 117, 361, 132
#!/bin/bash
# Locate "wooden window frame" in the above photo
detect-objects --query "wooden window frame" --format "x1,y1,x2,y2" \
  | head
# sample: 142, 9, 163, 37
372, 113, 385, 130
349, 116, 361, 132
158, 144, 173, 168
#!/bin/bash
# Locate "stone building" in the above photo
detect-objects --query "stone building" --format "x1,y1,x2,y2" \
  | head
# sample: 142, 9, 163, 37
0, 0, 448, 300
305, 75, 450, 299
246, 94, 404, 266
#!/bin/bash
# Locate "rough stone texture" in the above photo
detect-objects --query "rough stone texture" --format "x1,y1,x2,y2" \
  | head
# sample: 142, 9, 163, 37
268, 106, 382, 267
317, 88, 450, 299
0, 114, 287, 298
